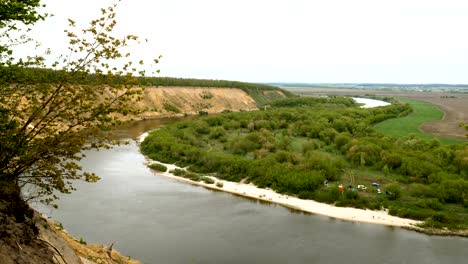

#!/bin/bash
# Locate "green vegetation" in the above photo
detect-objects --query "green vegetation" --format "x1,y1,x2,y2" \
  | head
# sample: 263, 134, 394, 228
1, 2, 152, 208
79, 237, 87, 245
168, 168, 215, 183
200, 176, 215, 184
461, 123, 468, 138
162, 102, 181, 113
141, 97, 468, 230
148, 163, 167, 172
374, 98, 462, 144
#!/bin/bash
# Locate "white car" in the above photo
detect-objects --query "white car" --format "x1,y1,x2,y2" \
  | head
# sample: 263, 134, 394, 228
377, 189, 382, 194
357, 184, 367, 190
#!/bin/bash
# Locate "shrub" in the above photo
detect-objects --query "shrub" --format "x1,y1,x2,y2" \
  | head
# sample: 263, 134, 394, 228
184, 172, 200, 181
200, 176, 215, 184
344, 189, 359, 200
388, 207, 432, 221
216, 181, 224, 188
148, 163, 168, 172
298, 191, 314, 199
193, 121, 211, 134
432, 213, 449, 224
384, 183, 401, 200
209, 127, 226, 139
170, 168, 186, 176
200, 90, 214, 99
163, 102, 181, 113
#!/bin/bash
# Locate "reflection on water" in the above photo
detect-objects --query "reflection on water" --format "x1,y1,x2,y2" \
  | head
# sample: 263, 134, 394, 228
33, 118, 468, 264
111, 117, 190, 140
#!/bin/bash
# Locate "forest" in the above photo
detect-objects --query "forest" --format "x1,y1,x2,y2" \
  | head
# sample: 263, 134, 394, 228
141, 97, 468, 230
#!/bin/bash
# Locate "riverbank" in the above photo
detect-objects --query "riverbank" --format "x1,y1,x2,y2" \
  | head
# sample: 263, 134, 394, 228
148, 161, 468, 237
139, 129, 421, 229
138, 103, 468, 236
148, 161, 421, 228
37, 212, 140, 264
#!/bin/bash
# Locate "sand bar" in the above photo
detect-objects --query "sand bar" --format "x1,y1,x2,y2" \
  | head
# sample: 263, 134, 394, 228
146, 160, 421, 229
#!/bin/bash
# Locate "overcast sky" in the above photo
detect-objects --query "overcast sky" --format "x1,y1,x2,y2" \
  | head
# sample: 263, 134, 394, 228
27, 0, 468, 84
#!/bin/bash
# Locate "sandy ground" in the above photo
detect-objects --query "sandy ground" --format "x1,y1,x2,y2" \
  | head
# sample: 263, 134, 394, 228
38, 214, 140, 264
136, 127, 421, 230
148, 161, 421, 228
136, 87, 259, 117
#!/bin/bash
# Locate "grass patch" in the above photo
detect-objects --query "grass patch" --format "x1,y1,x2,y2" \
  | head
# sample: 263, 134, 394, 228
374, 98, 463, 144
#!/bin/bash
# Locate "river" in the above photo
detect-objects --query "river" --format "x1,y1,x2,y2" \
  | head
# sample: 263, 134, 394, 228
33, 119, 468, 264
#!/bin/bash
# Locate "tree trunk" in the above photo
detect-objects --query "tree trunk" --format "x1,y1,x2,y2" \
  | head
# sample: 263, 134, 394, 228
0, 178, 32, 223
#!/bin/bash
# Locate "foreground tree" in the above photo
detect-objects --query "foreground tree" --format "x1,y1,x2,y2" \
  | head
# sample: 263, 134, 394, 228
0, 1, 156, 207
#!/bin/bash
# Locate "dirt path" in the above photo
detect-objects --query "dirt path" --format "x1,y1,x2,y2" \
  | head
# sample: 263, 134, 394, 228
285, 88, 468, 140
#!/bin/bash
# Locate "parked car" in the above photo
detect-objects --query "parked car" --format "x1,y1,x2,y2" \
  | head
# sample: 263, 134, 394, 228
357, 184, 367, 190
372, 182, 380, 187
376, 189, 382, 194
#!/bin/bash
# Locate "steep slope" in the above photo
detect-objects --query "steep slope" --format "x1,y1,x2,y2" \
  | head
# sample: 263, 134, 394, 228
118, 86, 289, 119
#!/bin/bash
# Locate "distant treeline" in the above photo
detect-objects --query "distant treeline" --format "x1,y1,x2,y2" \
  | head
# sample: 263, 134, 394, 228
1, 67, 293, 105
2, 67, 288, 92
275, 82, 468, 89
276, 82, 468, 94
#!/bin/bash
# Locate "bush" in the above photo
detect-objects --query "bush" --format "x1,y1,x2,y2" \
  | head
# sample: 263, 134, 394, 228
79, 238, 87, 245
170, 168, 186, 176
148, 163, 168, 172
432, 213, 449, 224
200, 90, 214, 99
384, 183, 401, 200
388, 207, 432, 221
298, 191, 315, 199
200, 176, 215, 184
163, 102, 181, 113
311, 186, 340, 204
209, 127, 226, 139
184, 172, 200, 181
216, 181, 224, 188
344, 189, 359, 200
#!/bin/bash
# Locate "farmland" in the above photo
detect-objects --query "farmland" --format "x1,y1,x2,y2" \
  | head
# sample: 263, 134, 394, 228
284, 87, 468, 141
374, 98, 462, 144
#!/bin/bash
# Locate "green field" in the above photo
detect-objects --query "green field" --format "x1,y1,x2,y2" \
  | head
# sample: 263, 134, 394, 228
374, 98, 463, 144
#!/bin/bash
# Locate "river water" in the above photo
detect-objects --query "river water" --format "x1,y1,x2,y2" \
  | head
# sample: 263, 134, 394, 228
33, 119, 468, 264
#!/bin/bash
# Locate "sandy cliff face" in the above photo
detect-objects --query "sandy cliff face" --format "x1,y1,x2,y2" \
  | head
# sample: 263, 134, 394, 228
133, 87, 259, 118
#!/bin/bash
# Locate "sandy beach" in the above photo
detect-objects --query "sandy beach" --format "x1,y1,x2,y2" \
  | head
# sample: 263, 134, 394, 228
143, 160, 421, 229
